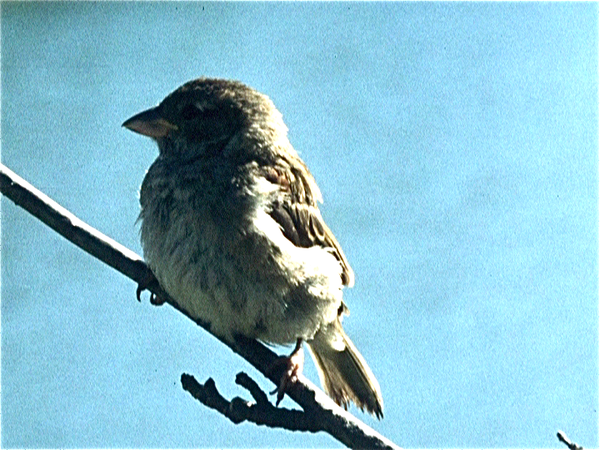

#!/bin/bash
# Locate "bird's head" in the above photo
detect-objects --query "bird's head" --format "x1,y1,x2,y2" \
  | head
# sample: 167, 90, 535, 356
123, 78, 288, 161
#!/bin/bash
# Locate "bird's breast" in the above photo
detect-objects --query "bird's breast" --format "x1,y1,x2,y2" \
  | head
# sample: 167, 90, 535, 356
138, 161, 342, 344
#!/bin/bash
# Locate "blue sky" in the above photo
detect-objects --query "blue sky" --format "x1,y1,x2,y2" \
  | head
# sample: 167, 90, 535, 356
1, 2, 597, 448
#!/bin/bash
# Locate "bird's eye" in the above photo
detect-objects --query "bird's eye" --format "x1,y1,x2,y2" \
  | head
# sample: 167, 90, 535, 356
181, 104, 203, 121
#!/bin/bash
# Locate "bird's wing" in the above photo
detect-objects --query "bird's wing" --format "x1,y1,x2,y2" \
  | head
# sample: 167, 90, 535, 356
261, 162, 355, 287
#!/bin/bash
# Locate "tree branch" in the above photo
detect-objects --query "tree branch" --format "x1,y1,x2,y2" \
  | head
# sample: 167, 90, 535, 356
0, 163, 400, 449
181, 372, 321, 432
557, 431, 584, 450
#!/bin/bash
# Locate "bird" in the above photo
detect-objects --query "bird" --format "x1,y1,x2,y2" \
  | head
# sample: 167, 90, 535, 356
122, 77, 383, 418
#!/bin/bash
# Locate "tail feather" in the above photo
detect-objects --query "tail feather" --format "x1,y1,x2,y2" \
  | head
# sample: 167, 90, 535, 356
306, 319, 383, 419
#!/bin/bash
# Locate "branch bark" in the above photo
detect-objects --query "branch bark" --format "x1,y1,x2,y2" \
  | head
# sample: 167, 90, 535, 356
181, 372, 322, 432
0, 163, 400, 449
557, 431, 584, 450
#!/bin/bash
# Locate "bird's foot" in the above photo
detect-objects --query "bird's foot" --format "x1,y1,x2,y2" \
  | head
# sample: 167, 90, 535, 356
136, 270, 166, 305
269, 339, 304, 406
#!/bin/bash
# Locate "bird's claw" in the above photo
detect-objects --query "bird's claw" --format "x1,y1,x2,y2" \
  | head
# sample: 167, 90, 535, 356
136, 284, 145, 302
149, 292, 166, 305
136, 271, 166, 305
268, 339, 304, 406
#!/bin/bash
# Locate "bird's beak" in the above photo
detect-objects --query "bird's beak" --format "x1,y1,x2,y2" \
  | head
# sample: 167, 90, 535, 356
122, 106, 178, 138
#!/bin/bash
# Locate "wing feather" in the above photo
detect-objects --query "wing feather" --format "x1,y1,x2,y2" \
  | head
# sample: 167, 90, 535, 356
262, 162, 355, 287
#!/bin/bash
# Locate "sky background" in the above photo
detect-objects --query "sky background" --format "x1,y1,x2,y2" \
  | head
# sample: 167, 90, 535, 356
1, 2, 598, 449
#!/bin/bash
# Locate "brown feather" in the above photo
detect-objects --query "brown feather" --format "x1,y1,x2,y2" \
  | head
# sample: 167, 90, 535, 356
306, 318, 383, 418
262, 162, 355, 287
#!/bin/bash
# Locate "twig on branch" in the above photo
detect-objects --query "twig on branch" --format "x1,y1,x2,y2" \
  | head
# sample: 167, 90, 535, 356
181, 372, 321, 432
235, 372, 269, 405
0, 163, 400, 450
557, 431, 584, 450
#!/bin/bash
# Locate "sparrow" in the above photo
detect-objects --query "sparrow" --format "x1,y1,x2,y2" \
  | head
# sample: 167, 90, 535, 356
122, 77, 383, 418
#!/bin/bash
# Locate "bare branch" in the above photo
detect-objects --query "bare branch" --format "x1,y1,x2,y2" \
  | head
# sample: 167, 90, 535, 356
235, 372, 270, 405
0, 163, 155, 290
181, 372, 321, 432
557, 431, 584, 450
0, 163, 400, 449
